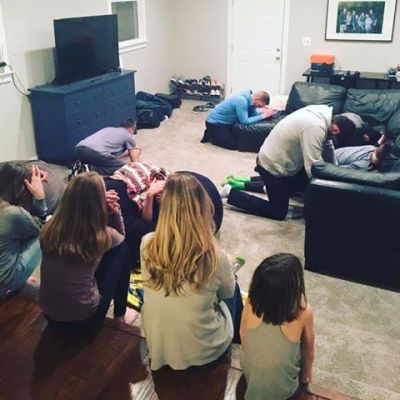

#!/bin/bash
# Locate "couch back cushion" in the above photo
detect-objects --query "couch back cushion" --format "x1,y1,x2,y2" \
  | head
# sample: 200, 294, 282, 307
343, 89, 400, 124
286, 82, 347, 115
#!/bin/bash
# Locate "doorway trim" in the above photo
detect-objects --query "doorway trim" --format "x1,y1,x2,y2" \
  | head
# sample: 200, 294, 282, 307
226, 0, 291, 96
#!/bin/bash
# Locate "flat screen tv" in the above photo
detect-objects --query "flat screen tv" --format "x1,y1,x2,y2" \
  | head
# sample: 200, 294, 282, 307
54, 15, 120, 85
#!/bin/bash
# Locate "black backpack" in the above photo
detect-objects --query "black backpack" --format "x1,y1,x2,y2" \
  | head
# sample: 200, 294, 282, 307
136, 91, 173, 118
155, 93, 182, 109
136, 108, 161, 129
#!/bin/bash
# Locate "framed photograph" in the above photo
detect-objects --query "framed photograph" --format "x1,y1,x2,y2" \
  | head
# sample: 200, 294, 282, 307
325, 0, 397, 41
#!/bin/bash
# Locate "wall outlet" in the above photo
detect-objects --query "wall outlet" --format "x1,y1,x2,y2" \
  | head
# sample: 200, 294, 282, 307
302, 37, 311, 46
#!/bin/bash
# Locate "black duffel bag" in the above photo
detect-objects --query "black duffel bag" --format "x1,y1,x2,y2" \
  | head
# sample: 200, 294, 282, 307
155, 93, 182, 109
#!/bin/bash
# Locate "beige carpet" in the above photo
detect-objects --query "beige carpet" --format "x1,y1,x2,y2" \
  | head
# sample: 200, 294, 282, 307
134, 100, 400, 400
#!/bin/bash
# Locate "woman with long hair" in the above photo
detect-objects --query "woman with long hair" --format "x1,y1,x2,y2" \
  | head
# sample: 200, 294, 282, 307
0, 163, 47, 298
39, 172, 135, 330
141, 172, 242, 370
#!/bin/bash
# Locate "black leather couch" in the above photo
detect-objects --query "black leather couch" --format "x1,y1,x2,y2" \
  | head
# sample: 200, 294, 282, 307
233, 81, 400, 152
289, 82, 400, 291
305, 162, 400, 291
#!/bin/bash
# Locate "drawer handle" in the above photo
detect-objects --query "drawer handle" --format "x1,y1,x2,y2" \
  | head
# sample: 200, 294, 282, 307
76, 100, 80, 105
78, 120, 82, 124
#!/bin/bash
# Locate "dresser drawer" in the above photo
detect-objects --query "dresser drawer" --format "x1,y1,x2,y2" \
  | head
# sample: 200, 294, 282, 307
104, 76, 133, 99
66, 104, 104, 132
104, 93, 134, 116
65, 87, 103, 115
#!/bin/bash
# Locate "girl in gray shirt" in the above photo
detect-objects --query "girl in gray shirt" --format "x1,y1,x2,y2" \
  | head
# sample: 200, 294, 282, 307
141, 172, 240, 370
0, 163, 47, 298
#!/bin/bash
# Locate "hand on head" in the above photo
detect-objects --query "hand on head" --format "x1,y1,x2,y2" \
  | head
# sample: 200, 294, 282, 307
24, 165, 45, 200
105, 189, 120, 214
147, 178, 165, 197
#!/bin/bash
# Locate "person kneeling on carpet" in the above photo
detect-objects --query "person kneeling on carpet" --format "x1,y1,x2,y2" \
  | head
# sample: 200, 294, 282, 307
74, 118, 141, 176
201, 90, 278, 150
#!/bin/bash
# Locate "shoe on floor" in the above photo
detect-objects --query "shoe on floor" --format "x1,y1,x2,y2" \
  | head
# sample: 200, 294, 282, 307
200, 131, 211, 143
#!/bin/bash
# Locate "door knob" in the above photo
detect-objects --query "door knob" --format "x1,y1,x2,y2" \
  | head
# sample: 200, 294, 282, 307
276, 56, 281, 60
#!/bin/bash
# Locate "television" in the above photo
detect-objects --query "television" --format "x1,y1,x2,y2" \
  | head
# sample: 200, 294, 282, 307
54, 15, 120, 85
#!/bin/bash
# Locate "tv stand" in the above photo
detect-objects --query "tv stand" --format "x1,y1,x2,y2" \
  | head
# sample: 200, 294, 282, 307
30, 70, 136, 165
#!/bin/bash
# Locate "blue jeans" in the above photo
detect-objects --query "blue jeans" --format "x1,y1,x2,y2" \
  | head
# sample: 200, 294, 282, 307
0, 238, 41, 298
223, 282, 243, 344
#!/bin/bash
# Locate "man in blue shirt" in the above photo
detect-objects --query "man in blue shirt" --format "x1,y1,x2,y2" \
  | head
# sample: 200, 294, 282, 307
201, 90, 276, 150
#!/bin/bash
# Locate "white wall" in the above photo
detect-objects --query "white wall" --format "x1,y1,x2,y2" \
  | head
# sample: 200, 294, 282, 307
0, 0, 174, 161
171, 0, 228, 85
284, 0, 400, 92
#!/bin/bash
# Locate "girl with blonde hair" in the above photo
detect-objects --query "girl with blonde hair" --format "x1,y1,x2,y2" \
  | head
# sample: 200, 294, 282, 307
39, 172, 135, 330
141, 172, 242, 370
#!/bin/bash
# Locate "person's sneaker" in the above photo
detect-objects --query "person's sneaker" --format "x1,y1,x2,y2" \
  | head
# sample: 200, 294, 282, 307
232, 256, 246, 273
286, 206, 304, 220
219, 184, 232, 198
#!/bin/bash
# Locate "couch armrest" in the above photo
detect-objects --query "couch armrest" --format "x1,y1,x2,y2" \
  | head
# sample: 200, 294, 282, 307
304, 178, 400, 291
311, 160, 400, 189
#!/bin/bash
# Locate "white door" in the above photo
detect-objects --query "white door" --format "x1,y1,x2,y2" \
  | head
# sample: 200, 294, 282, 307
229, 0, 286, 95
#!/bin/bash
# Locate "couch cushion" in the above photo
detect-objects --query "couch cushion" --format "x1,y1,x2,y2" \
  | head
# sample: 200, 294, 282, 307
286, 82, 347, 115
343, 89, 400, 124
234, 113, 287, 152
311, 160, 400, 190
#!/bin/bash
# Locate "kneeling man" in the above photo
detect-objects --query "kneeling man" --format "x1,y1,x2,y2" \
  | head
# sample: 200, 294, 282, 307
75, 118, 140, 175
201, 90, 277, 149
223, 105, 356, 220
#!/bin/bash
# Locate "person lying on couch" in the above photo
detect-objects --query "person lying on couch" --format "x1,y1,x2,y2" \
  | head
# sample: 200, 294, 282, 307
201, 90, 278, 150
220, 105, 356, 221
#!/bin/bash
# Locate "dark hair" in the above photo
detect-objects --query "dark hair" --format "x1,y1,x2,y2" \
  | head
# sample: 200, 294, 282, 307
248, 253, 306, 325
254, 90, 270, 106
120, 118, 137, 131
332, 115, 356, 148
0, 163, 32, 211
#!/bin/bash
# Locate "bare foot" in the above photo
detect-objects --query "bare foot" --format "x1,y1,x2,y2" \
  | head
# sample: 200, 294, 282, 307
114, 308, 139, 325
26, 276, 38, 285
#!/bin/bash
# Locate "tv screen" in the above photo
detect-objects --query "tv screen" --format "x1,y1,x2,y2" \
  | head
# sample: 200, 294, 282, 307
54, 15, 120, 84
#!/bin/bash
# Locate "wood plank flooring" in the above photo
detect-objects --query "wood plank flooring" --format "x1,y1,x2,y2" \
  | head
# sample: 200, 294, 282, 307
0, 293, 358, 400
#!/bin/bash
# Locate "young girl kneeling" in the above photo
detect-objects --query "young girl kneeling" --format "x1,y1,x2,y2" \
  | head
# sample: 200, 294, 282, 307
39, 172, 133, 330
240, 253, 315, 400
141, 172, 242, 370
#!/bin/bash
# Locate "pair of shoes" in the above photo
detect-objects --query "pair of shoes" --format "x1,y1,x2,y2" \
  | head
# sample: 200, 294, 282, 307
219, 184, 232, 198
193, 105, 207, 112
203, 102, 215, 109
67, 160, 91, 181
286, 206, 304, 220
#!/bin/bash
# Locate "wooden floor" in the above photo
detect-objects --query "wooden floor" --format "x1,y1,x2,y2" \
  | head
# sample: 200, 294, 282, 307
0, 293, 358, 400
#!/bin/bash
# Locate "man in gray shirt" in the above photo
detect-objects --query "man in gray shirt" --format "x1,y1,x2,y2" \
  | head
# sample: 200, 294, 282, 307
222, 105, 356, 220
75, 119, 141, 175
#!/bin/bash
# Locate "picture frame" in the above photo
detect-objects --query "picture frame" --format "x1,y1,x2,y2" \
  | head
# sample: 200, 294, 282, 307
325, 0, 397, 41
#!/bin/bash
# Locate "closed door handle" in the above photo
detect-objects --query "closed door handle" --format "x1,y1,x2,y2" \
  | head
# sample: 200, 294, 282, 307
276, 56, 281, 60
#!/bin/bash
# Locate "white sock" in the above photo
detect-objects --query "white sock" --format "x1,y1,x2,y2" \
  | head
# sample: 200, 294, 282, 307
219, 184, 232, 198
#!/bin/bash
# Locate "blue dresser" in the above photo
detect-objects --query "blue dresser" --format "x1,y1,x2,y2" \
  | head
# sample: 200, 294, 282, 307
30, 70, 136, 165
